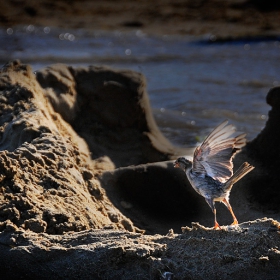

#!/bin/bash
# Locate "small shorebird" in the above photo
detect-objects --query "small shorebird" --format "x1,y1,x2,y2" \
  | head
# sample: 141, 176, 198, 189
174, 120, 254, 229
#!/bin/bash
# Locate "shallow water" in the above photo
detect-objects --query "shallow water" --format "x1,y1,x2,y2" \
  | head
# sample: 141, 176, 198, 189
1, 25, 279, 147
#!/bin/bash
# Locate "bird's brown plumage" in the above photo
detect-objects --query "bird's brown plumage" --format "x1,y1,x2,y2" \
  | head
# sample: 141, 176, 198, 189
192, 120, 246, 183
174, 120, 254, 229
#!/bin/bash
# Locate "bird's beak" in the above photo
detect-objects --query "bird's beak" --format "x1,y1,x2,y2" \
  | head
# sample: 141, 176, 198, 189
174, 162, 179, 168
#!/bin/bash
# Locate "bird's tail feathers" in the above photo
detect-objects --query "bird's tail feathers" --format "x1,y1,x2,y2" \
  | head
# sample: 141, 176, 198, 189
224, 162, 254, 190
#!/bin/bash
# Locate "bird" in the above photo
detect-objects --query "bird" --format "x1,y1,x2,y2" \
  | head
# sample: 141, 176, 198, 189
174, 120, 254, 229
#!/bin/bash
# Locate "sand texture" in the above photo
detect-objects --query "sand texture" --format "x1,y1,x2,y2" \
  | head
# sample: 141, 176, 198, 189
1, 219, 280, 279
0, 60, 280, 279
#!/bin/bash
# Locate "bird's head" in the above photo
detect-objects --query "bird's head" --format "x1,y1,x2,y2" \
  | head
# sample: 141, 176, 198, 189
174, 157, 192, 172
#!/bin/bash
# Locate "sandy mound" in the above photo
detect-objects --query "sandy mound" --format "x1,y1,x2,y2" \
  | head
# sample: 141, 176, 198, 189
36, 63, 178, 167
246, 86, 280, 212
0, 61, 139, 234
0, 60, 280, 279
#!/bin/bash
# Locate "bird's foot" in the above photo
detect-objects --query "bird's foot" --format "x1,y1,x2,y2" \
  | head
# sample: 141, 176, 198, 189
231, 220, 238, 226
213, 222, 221, 230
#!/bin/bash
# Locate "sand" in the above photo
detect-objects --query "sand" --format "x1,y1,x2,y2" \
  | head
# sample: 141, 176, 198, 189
0, 60, 280, 279
1, 1, 280, 278
1, 219, 280, 279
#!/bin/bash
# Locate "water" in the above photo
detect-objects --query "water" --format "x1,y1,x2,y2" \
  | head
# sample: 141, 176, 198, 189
1, 25, 279, 148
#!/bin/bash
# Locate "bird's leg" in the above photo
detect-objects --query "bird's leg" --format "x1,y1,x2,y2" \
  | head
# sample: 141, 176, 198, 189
205, 198, 221, 229
213, 208, 221, 229
222, 198, 238, 225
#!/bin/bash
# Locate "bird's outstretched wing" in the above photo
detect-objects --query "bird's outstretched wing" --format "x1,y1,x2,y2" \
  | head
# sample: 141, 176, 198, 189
192, 120, 246, 183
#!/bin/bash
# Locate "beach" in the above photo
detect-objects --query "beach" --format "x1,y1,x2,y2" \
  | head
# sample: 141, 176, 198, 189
1, 1, 280, 279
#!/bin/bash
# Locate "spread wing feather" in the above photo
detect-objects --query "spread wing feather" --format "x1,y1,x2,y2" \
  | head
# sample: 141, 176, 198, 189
192, 120, 246, 183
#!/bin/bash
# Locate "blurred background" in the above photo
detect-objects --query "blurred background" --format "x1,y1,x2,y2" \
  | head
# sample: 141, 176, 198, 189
1, 0, 280, 147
